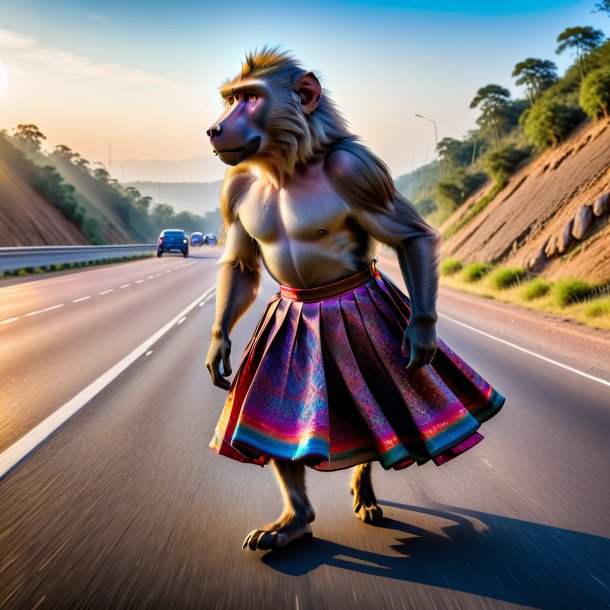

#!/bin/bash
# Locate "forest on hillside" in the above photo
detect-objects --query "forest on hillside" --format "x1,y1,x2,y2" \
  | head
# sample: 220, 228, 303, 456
400, 3, 610, 230
0, 126, 223, 245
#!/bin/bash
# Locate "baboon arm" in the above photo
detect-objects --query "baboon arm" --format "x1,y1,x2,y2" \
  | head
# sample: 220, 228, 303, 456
327, 145, 440, 367
213, 218, 262, 338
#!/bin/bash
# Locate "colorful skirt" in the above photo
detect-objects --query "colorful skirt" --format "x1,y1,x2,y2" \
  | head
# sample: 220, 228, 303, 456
210, 262, 505, 471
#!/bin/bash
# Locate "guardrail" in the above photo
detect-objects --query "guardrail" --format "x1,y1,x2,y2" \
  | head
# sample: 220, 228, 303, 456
0, 245, 156, 273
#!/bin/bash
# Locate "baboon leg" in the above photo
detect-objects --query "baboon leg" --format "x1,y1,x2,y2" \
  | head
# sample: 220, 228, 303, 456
243, 459, 315, 551
351, 462, 383, 524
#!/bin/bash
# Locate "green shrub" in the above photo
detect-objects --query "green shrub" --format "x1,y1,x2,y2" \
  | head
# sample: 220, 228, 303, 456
441, 258, 463, 276
463, 262, 492, 282
521, 278, 551, 301
580, 66, 610, 119
490, 267, 528, 289
484, 145, 531, 182
552, 278, 592, 306
523, 97, 582, 150
585, 297, 610, 318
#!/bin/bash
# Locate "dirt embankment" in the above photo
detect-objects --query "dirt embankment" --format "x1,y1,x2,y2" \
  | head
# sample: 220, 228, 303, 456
441, 119, 610, 283
0, 159, 88, 247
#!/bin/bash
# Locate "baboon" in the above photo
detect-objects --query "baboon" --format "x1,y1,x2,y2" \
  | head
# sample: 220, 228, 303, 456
205, 48, 505, 551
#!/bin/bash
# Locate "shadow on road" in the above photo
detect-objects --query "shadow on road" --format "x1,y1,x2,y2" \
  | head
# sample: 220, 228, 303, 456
261, 500, 610, 609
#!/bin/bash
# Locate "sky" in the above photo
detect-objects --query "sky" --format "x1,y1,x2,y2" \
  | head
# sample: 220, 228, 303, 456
0, 0, 608, 183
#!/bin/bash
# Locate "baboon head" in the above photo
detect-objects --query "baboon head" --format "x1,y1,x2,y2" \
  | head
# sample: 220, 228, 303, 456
206, 47, 351, 175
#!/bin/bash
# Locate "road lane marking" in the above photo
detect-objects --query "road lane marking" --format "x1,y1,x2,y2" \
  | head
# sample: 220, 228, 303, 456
147, 275, 154, 279
135, 280, 144, 284
439, 312, 610, 387
199, 291, 216, 307
25, 304, 64, 317
120, 284, 130, 289
98, 289, 114, 295
145, 350, 153, 356
73, 296, 91, 303
1, 317, 20, 325
177, 317, 187, 325
0, 283, 217, 481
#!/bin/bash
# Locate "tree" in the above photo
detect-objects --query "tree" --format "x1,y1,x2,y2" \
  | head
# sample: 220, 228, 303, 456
556, 26, 606, 80
12, 124, 46, 151
436, 137, 474, 169
483, 145, 531, 182
593, 0, 610, 15
470, 84, 511, 147
580, 66, 610, 118
523, 97, 581, 149
512, 58, 558, 104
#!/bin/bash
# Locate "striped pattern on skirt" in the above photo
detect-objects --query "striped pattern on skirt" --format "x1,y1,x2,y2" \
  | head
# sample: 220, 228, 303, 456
210, 263, 505, 471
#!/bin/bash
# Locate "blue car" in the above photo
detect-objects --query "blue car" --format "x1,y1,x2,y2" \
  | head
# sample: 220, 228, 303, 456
157, 229, 189, 257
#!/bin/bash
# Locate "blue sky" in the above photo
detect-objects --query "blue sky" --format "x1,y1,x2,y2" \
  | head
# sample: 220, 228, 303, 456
0, 1, 608, 181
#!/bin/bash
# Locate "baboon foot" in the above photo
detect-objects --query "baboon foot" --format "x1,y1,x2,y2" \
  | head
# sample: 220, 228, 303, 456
242, 514, 313, 551
352, 475, 383, 524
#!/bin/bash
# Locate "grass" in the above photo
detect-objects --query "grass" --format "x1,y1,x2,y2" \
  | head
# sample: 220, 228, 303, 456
440, 258, 463, 276
552, 278, 593, 306
521, 278, 552, 301
463, 262, 492, 283
437, 257, 610, 330
490, 267, 528, 290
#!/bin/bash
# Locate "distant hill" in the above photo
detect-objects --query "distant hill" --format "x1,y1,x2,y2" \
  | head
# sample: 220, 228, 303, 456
120, 155, 224, 183
126, 181, 222, 216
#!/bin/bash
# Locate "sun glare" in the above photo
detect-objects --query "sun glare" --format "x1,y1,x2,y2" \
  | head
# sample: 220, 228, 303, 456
0, 64, 6, 93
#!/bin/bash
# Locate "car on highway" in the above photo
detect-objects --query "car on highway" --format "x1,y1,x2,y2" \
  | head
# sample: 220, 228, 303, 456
204, 234, 217, 246
190, 232, 204, 246
157, 229, 189, 257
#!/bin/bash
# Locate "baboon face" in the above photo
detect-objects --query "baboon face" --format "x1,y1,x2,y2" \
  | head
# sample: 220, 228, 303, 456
206, 81, 269, 166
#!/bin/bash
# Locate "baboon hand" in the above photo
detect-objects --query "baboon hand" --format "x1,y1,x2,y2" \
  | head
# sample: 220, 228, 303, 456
205, 332, 232, 391
402, 320, 437, 371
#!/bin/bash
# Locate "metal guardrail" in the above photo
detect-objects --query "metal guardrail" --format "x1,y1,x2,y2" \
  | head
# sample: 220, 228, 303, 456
0, 245, 156, 273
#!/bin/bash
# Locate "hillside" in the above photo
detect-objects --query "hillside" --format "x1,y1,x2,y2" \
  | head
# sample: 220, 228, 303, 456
126, 181, 222, 216
0, 157, 88, 247
441, 119, 610, 283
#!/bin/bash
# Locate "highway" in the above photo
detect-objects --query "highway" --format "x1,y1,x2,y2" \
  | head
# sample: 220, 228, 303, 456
0, 250, 609, 610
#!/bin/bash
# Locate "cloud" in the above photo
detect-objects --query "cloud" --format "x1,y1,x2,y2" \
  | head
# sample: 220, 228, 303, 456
1, 28, 176, 86
89, 14, 110, 21
0, 29, 37, 49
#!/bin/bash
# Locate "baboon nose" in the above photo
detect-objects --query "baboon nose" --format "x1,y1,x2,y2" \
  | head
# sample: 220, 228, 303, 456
206, 124, 222, 138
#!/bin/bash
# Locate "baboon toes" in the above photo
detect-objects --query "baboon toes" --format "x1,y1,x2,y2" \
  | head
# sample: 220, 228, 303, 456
354, 503, 383, 524
242, 523, 313, 551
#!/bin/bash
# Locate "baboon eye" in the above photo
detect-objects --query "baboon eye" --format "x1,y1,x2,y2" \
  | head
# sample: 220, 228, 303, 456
245, 93, 258, 102
227, 96, 235, 106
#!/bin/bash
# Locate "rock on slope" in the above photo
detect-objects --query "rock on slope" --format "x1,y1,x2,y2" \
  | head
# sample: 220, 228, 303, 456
441, 120, 610, 283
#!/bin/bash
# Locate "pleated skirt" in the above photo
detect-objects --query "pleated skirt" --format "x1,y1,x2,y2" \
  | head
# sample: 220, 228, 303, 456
210, 263, 505, 471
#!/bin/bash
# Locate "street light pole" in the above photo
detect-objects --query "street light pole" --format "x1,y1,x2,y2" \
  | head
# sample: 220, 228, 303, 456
415, 114, 441, 178
108, 138, 123, 178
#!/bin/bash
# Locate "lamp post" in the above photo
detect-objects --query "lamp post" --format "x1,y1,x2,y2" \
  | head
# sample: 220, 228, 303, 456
415, 113, 441, 178
108, 138, 123, 178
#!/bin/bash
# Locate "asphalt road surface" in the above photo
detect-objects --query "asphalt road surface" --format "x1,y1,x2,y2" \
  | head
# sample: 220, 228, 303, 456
0, 250, 609, 610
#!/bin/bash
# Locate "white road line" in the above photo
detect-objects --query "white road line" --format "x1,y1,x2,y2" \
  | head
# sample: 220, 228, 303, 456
165, 270, 171, 274
135, 280, 144, 284
1, 317, 20, 325
120, 284, 130, 289
0, 283, 217, 481
155, 273, 162, 277
439, 312, 610, 387
199, 291, 216, 307
147, 275, 154, 279
25, 304, 64, 317
73, 296, 91, 303
98, 289, 114, 295
177, 317, 187, 325
145, 350, 153, 356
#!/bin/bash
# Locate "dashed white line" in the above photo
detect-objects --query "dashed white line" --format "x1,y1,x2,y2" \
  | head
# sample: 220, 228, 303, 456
145, 350, 153, 357
73, 296, 91, 303
98, 289, 114, 295
1, 317, 20, 325
120, 284, 130, 289
155, 273, 162, 277
135, 280, 144, 284
147, 275, 154, 279
177, 317, 187, 325
439, 312, 610, 387
0, 283, 217, 481
25, 304, 64, 317
165, 270, 171, 274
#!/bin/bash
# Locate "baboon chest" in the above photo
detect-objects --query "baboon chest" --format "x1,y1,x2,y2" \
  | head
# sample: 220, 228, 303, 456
239, 177, 349, 245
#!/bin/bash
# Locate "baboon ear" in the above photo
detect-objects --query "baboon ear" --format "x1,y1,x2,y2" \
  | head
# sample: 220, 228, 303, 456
297, 72, 321, 115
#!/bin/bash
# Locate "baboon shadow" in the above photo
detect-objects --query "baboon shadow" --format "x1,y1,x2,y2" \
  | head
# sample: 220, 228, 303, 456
261, 500, 610, 609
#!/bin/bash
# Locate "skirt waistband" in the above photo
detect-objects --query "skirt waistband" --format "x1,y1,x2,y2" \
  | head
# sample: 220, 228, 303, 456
280, 260, 378, 302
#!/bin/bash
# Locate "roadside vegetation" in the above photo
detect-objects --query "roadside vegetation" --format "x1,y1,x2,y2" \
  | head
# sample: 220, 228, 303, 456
397, 7, 610, 234
0, 126, 223, 245
439, 258, 610, 330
